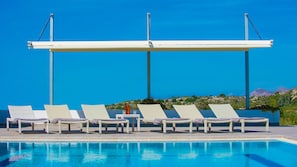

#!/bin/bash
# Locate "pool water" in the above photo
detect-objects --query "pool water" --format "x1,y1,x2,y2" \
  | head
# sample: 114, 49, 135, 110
0, 140, 296, 167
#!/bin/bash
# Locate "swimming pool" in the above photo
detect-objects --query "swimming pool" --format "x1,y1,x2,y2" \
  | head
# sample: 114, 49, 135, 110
1, 140, 296, 167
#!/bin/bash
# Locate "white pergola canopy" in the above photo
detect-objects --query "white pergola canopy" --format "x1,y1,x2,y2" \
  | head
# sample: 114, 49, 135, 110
27, 13, 273, 109
28, 40, 273, 52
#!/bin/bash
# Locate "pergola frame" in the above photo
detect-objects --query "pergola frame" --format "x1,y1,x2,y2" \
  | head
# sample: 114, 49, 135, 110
28, 40, 272, 52
27, 13, 273, 109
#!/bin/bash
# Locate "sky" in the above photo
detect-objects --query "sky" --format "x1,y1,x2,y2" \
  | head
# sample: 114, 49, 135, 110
0, 0, 297, 109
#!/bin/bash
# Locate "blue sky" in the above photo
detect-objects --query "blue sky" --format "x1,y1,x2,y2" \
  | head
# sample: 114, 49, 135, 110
0, 0, 296, 109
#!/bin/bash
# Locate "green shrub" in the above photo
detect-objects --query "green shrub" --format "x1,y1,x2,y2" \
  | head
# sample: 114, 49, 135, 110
280, 110, 297, 125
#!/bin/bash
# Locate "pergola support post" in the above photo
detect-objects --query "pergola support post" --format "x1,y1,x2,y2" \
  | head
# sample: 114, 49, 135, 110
49, 13, 54, 105
147, 13, 151, 99
245, 51, 250, 109
244, 13, 250, 109
147, 51, 151, 99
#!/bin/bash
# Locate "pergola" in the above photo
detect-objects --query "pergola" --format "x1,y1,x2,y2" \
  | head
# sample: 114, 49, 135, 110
28, 40, 272, 52
27, 13, 273, 109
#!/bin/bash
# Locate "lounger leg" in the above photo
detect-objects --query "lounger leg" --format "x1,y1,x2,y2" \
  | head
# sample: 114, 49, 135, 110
46, 122, 49, 133
265, 120, 269, 132
172, 123, 176, 132
241, 120, 245, 133
229, 122, 233, 132
32, 123, 35, 131
43, 123, 46, 132
6, 119, 9, 131
204, 120, 208, 133
80, 123, 83, 132
86, 122, 89, 133
116, 124, 119, 132
189, 122, 193, 133
126, 122, 129, 133
120, 124, 122, 132
98, 121, 102, 134
18, 120, 22, 134
208, 123, 212, 132
162, 120, 167, 133
58, 120, 62, 134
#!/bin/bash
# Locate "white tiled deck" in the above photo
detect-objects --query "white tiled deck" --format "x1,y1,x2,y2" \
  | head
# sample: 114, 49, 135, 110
1, 125, 297, 143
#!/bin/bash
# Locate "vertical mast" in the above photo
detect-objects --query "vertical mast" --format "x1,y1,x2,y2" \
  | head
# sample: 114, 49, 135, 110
49, 13, 54, 105
147, 13, 151, 99
244, 13, 250, 109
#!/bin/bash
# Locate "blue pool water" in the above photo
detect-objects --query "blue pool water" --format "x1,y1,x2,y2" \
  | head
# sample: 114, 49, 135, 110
0, 140, 296, 167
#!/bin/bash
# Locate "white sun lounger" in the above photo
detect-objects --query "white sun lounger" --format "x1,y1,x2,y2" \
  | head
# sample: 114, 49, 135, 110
173, 104, 234, 133
44, 104, 89, 134
81, 104, 129, 133
208, 104, 269, 133
7, 105, 49, 134
137, 104, 192, 133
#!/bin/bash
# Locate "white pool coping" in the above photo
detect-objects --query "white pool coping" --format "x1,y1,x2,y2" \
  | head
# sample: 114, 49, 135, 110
1, 126, 297, 144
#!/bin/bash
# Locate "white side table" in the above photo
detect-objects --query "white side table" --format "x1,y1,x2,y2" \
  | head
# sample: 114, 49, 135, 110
116, 114, 140, 132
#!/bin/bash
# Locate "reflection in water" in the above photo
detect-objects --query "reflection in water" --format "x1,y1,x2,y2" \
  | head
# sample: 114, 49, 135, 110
141, 142, 164, 160
0, 140, 294, 167
83, 143, 106, 163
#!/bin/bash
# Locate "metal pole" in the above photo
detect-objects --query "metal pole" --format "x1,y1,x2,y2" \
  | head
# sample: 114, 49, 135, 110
49, 13, 54, 105
147, 13, 151, 99
244, 13, 249, 40
244, 13, 250, 109
147, 51, 151, 99
147, 13, 151, 42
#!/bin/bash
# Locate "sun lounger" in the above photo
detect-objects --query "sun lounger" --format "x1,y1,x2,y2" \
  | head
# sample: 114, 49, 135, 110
208, 104, 269, 133
7, 105, 49, 134
137, 104, 192, 133
81, 104, 129, 133
173, 104, 233, 133
44, 104, 89, 134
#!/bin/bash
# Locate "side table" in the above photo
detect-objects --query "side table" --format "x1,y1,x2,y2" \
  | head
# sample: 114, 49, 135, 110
116, 113, 140, 132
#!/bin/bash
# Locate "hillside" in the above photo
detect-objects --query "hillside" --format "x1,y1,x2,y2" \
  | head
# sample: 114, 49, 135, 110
107, 87, 297, 125
107, 87, 297, 110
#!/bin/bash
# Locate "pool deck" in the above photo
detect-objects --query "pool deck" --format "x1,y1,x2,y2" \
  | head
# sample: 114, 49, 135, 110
1, 125, 297, 143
